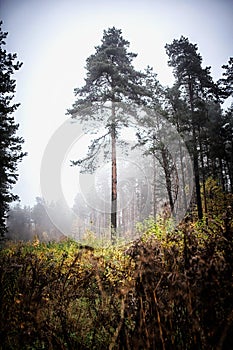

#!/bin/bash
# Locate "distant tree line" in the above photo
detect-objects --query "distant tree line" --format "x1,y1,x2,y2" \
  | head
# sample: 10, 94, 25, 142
6, 197, 72, 241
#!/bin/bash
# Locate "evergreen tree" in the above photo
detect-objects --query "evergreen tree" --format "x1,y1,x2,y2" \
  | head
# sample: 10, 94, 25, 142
221, 104, 233, 192
165, 84, 191, 212
135, 109, 179, 218
67, 27, 146, 241
165, 36, 216, 219
214, 58, 233, 191
0, 22, 26, 236
218, 57, 233, 98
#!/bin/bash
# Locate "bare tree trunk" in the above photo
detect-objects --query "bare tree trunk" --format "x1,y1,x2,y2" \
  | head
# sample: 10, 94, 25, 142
161, 147, 175, 215
152, 155, 157, 219
175, 117, 187, 213
198, 125, 208, 222
178, 138, 188, 212
219, 157, 226, 192
111, 102, 117, 242
189, 82, 203, 220
192, 130, 203, 220
226, 142, 233, 193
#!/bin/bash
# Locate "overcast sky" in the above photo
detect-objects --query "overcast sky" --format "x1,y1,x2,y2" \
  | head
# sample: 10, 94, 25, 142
1, 0, 233, 207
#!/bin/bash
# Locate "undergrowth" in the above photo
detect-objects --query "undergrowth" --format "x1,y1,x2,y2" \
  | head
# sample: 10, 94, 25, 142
0, 206, 233, 349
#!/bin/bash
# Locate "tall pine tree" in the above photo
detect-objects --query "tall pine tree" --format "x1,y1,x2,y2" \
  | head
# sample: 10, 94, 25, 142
0, 22, 26, 236
67, 27, 145, 241
165, 36, 215, 219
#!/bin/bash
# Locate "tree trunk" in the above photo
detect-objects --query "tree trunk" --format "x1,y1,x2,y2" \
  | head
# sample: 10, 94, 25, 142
152, 154, 157, 219
178, 136, 188, 213
161, 147, 174, 215
198, 125, 208, 222
219, 157, 226, 192
189, 81, 203, 220
192, 130, 203, 220
225, 141, 233, 193
111, 102, 117, 242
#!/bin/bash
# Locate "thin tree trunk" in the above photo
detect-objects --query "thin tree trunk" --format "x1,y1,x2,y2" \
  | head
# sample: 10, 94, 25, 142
175, 117, 188, 213
152, 154, 157, 219
219, 157, 226, 192
111, 102, 117, 242
198, 125, 208, 221
189, 81, 203, 220
179, 138, 188, 212
161, 147, 174, 215
225, 142, 233, 193
193, 132, 203, 220
226, 159, 233, 193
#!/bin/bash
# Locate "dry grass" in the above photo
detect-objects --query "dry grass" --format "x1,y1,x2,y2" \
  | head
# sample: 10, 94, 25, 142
0, 210, 233, 349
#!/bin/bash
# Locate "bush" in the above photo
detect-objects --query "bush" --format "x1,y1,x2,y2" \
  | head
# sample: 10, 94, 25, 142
0, 211, 233, 349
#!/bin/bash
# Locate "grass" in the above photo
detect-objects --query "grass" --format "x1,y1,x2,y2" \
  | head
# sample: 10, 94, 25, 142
0, 213, 233, 349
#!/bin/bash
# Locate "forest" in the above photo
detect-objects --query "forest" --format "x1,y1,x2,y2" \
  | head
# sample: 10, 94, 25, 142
1, 23, 233, 349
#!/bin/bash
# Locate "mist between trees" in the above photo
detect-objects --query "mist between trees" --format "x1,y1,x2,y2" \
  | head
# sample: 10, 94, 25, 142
4, 27, 233, 242
2, 23, 233, 350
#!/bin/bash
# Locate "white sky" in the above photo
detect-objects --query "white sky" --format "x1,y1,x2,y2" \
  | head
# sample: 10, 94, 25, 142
1, 0, 233, 207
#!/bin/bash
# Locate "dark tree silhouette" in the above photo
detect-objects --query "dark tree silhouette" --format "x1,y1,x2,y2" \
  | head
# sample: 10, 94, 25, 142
0, 21, 26, 236
165, 36, 216, 220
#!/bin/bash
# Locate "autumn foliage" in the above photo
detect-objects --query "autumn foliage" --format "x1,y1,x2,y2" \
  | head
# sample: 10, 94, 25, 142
1, 186, 233, 349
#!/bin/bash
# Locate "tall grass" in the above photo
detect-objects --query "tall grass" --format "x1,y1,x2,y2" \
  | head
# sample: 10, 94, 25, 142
0, 211, 233, 349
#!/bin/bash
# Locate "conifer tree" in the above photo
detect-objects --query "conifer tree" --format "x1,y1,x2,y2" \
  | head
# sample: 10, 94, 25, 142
165, 36, 215, 219
134, 68, 180, 217
0, 22, 26, 236
165, 85, 190, 212
67, 27, 145, 240
218, 57, 233, 98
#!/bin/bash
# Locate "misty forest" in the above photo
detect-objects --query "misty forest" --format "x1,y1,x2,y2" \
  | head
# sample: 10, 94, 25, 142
1, 22, 233, 349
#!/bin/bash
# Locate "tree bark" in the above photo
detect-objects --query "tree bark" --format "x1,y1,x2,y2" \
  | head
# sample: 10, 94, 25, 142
189, 80, 203, 220
161, 147, 174, 215
111, 102, 117, 242
152, 154, 157, 219
198, 124, 208, 221
179, 139, 188, 212
192, 129, 203, 220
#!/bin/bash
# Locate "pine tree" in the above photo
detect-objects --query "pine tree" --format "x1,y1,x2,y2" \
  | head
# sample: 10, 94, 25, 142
135, 108, 179, 218
221, 104, 233, 192
218, 57, 233, 98
165, 36, 216, 220
67, 27, 145, 241
165, 84, 190, 212
0, 22, 26, 236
